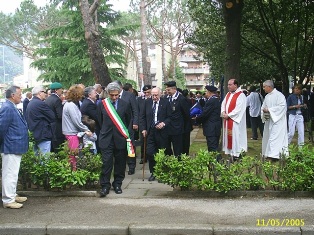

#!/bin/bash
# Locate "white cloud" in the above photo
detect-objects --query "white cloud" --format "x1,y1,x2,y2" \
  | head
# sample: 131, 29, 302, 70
0, 0, 48, 14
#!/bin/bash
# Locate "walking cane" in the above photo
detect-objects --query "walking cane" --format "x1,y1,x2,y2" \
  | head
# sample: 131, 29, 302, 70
142, 135, 147, 181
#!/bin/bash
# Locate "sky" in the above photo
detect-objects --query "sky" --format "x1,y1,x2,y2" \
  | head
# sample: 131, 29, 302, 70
0, 0, 131, 14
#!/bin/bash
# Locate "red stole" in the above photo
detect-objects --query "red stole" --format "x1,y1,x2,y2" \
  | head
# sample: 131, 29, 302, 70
225, 91, 242, 149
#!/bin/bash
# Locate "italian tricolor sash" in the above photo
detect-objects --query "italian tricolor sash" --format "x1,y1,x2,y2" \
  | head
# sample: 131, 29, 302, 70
225, 91, 242, 149
102, 98, 135, 157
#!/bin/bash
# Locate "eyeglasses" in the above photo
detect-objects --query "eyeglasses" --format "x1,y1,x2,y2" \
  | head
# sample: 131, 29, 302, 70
41, 91, 47, 94
151, 94, 159, 97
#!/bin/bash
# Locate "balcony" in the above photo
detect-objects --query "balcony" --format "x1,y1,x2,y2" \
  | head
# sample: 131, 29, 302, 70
186, 79, 206, 87
179, 56, 199, 62
182, 67, 209, 74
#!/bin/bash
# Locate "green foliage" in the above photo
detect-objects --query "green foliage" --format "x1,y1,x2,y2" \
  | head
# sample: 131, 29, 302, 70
279, 145, 314, 191
168, 59, 186, 89
187, 0, 225, 82
31, 2, 130, 87
19, 141, 102, 190
187, 0, 314, 93
154, 144, 314, 192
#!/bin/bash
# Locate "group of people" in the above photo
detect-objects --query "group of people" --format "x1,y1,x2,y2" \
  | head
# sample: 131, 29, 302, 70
1, 78, 313, 208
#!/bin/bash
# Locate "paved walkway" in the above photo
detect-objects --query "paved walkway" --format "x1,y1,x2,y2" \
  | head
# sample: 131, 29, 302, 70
1, 128, 314, 235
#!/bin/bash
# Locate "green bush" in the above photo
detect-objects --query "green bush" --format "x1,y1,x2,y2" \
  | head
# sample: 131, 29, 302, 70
154, 144, 314, 192
18, 141, 102, 190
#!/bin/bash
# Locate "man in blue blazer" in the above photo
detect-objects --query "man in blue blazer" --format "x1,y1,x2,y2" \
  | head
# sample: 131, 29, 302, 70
0, 86, 29, 209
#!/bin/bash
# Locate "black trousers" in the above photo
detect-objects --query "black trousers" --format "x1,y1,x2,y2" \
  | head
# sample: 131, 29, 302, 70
206, 136, 220, 152
182, 131, 191, 155
165, 134, 183, 157
146, 128, 168, 174
250, 116, 264, 139
51, 136, 65, 153
100, 141, 127, 189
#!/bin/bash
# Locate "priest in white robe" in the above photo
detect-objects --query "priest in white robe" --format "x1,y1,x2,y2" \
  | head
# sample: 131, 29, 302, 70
221, 79, 247, 158
261, 80, 288, 159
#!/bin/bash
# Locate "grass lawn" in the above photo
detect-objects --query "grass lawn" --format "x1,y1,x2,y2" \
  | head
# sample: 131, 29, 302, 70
190, 127, 314, 157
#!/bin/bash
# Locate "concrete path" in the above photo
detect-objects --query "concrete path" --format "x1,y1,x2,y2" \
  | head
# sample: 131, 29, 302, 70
1, 128, 314, 235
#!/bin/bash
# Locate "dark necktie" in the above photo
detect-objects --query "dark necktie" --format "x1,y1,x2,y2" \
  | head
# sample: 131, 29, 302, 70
112, 101, 116, 110
151, 101, 157, 127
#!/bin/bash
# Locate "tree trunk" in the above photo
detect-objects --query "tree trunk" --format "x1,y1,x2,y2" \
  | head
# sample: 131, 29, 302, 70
79, 0, 111, 86
132, 38, 142, 88
140, 0, 151, 85
220, 0, 244, 92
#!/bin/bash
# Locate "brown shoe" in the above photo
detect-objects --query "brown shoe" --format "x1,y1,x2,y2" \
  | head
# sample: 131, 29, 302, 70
15, 196, 27, 203
3, 202, 23, 209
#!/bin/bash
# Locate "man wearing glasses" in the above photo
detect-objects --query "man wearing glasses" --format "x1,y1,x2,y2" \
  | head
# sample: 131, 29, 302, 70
140, 87, 171, 181
25, 86, 56, 155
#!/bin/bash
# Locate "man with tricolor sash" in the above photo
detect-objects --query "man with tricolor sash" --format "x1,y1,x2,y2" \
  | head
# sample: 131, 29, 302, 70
221, 79, 247, 161
97, 82, 132, 197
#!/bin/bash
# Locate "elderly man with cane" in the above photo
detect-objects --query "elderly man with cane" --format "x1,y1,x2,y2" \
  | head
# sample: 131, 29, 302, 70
140, 87, 171, 181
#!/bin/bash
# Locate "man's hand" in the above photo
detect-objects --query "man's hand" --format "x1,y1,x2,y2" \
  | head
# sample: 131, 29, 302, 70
156, 122, 165, 129
222, 112, 229, 120
263, 108, 269, 113
142, 130, 147, 137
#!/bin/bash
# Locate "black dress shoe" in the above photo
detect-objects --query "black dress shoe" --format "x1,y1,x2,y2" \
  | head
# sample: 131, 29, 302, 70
100, 188, 110, 197
114, 186, 122, 194
128, 168, 135, 175
148, 174, 155, 181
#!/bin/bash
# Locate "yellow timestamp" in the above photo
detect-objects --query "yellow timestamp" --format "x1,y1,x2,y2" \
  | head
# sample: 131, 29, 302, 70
256, 219, 304, 227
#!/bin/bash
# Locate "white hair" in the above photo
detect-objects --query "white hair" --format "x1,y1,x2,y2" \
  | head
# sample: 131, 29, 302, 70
106, 82, 121, 93
32, 86, 44, 95
263, 80, 274, 88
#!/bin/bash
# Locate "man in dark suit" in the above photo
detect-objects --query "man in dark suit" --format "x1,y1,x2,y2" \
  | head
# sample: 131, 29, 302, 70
25, 86, 56, 155
137, 85, 152, 164
97, 82, 132, 197
140, 87, 171, 181
80, 86, 100, 152
22, 91, 32, 114
45, 82, 65, 152
181, 89, 193, 155
0, 86, 29, 209
115, 80, 139, 175
164, 81, 190, 157
195, 86, 222, 152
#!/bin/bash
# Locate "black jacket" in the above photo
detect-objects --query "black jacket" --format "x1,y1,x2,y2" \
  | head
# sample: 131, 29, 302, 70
45, 93, 64, 140
196, 95, 221, 137
26, 96, 56, 142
